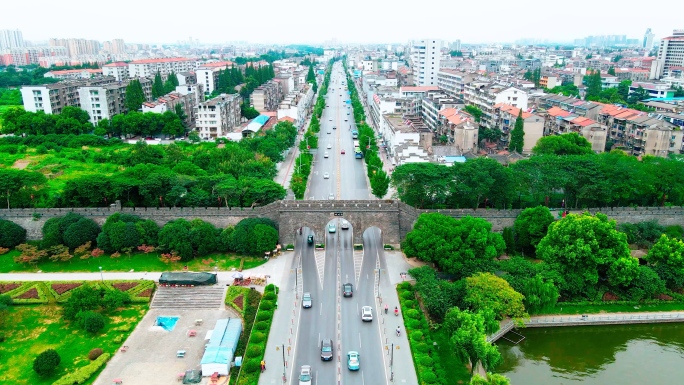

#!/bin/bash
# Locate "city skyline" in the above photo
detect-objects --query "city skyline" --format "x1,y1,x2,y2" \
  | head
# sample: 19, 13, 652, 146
1, 0, 682, 46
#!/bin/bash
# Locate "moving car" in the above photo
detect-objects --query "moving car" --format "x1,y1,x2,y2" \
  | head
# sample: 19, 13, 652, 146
307, 235, 314, 245
328, 193, 335, 200
302, 292, 312, 308
299, 365, 312, 385
341, 149, 345, 154
324, 152, 329, 158
343, 283, 353, 297
333, 126, 336, 130
344, 119, 348, 122
361, 306, 373, 321
327, 144, 332, 149
347, 351, 360, 371
328, 223, 336, 233
327, 130, 331, 134
320, 338, 333, 361
341, 220, 349, 230
323, 172, 329, 179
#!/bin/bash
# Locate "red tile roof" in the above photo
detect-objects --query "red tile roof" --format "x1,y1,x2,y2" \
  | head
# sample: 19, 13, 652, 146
546, 106, 571, 117
199, 61, 235, 68
494, 103, 533, 119
103, 62, 128, 67
571, 116, 596, 127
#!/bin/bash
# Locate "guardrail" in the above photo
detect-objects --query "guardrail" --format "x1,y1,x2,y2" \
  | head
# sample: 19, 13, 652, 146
487, 312, 684, 343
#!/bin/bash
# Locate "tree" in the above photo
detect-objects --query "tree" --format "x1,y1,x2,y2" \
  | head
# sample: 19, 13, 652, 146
470, 373, 511, 385
617, 80, 632, 101
306, 65, 316, 83
509, 109, 525, 153
62, 217, 100, 249
370, 170, 390, 199
125, 79, 145, 112
254, 224, 278, 255
628, 85, 650, 105
173, 103, 187, 128
230, 217, 279, 255
76, 311, 106, 333
391, 163, 453, 209
646, 234, 684, 289
465, 272, 527, 320
513, 206, 554, 255
607, 66, 616, 76
14, 243, 47, 265
33, 349, 61, 377
164, 72, 179, 94
464, 105, 483, 122
62, 285, 104, 320
532, 132, 593, 156
241, 104, 260, 120
584, 71, 602, 100
628, 266, 666, 301
402, 213, 505, 279
536, 212, 632, 298
152, 71, 165, 98
444, 307, 502, 374
0, 218, 26, 248
0, 168, 47, 209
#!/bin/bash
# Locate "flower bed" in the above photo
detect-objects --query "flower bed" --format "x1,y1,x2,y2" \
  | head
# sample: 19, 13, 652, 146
11, 282, 49, 304
0, 283, 20, 294
136, 288, 153, 299
51, 282, 83, 295
112, 282, 138, 291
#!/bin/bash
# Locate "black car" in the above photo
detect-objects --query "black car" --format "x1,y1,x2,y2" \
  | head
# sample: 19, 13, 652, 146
343, 283, 353, 297
321, 338, 333, 361
307, 235, 314, 245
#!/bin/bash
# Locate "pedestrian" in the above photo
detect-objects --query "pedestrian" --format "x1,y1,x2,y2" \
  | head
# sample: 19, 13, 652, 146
561, 199, 565, 209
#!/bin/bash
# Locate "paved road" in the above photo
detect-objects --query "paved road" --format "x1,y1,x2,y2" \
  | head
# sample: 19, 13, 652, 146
308, 62, 370, 201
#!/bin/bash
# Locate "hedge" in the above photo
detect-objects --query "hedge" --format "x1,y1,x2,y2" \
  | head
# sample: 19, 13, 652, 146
51, 353, 110, 385
8, 280, 156, 305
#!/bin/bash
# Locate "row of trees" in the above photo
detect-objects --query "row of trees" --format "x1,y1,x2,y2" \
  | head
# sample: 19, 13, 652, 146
0, 88, 21, 105
151, 72, 179, 99
343, 61, 390, 198
0, 121, 297, 208
583, 72, 652, 111
391, 143, 684, 209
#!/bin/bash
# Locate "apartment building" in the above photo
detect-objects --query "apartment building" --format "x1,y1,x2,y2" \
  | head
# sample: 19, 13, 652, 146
543, 106, 607, 153
196, 61, 235, 95
597, 105, 683, 157
142, 91, 196, 128
410, 39, 443, 86
463, 81, 528, 128
276, 84, 314, 128
492, 103, 544, 154
539, 74, 558, 89
195, 94, 242, 139
250, 80, 282, 112
21, 77, 117, 115
538, 95, 603, 120
379, 113, 431, 163
437, 69, 473, 98
0, 29, 24, 49
0, 46, 67, 66
651, 29, 684, 79
49, 38, 100, 57
437, 108, 478, 154
421, 90, 460, 131
629, 82, 674, 99
78, 78, 153, 124
102, 62, 129, 81
128, 58, 196, 78
44, 69, 103, 80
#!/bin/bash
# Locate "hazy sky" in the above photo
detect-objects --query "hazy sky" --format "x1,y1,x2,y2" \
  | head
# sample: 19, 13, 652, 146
2, 0, 682, 45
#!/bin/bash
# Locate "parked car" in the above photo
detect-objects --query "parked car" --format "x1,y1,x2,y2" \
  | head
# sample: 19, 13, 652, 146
321, 338, 333, 361
302, 292, 312, 308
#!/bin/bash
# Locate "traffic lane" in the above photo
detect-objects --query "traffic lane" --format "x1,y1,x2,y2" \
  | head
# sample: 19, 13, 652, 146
355, 229, 388, 385
339, 223, 364, 384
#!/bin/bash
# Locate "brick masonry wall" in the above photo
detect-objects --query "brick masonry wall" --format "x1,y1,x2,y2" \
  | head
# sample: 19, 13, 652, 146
2, 201, 684, 245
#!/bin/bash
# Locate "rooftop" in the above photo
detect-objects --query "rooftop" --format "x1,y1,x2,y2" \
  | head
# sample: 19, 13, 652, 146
400, 86, 440, 92
129, 57, 194, 64
103, 62, 128, 67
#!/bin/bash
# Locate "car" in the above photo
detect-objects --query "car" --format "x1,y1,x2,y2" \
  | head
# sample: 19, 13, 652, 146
327, 130, 331, 134
307, 235, 314, 244
323, 172, 330, 179
328, 223, 336, 233
361, 306, 373, 321
347, 351, 360, 371
321, 338, 333, 361
302, 292, 312, 308
344, 119, 348, 122
329, 119, 333, 121
299, 365, 312, 385
328, 193, 335, 200
333, 126, 336, 130
343, 283, 353, 297
324, 152, 329, 158
341, 220, 349, 230
327, 144, 332, 149
341, 149, 345, 154
347, 112, 350, 115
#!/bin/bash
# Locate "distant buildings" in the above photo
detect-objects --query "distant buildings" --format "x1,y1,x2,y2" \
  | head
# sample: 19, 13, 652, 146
128, 58, 196, 78
251, 80, 283, 112
651, 29, 684, 79
44, 69, 103, 80
643, 28, 655, 51
49, 38, 100, 57
410, 39, 443, 86
195, 94, 242, 139
0, 29, 24, 49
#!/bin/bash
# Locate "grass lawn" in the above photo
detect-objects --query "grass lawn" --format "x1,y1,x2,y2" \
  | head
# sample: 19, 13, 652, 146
432, 327, 472, 384
0, 250, 266, 273
538, 301, 684, 315
0, 304, 147, 385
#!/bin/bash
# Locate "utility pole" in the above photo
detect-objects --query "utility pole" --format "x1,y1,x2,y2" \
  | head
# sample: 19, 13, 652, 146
282, 343, 286, 382
390, 342, 394, 382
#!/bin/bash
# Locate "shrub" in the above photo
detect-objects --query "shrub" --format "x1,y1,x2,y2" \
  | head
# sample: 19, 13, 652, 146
88, 348, 103, 360
262, 292, 277, 301
418, 355, 434, 367
246, 345, 263, 357
52, 353, 110, 385
253, 321, 268, 331
421, 370, 438, 384
243, 358, 262, 373
259, 300, 274, 311
63, 286, 103, 321
0, 219, 27, 248
406, 319, 421, 330
410, 330, 424, 342
402, 300, 417, 309
77, 311, 106, 333
33, 349, 61, 377
102, 290, 131, 311
414, 342, 430, 354
405, 308, 421, 319
401, 291, 415, 300
251, 331, 266, 343
256, 310, 272, 322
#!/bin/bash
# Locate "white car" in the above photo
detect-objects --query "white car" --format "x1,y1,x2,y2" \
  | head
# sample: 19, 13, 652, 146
361, 306, 373, 322
299, 365, 312, 385
324, 152, 329, 158
327, 130, 331, 134
327, 144, 332, 149
341, 220, 349, 230
323, 172, 330, 179
328, 193, 335, 200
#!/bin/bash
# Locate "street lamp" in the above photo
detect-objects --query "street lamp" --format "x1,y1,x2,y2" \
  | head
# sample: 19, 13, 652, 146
281, 343, 287, 382
98, 266, 104, 282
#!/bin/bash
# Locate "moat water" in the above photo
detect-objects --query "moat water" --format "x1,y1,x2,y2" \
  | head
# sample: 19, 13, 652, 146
496, 323, 684, 385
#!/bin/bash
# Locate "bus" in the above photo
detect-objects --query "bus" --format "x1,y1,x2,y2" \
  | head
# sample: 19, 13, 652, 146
354, 147, 363, 159
351, 130, 358, 139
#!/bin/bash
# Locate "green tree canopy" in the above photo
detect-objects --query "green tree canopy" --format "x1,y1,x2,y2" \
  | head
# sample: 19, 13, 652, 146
532, 132, 593, 156
465, 272, 527, 320
509, 109, 525, 153
444, 307, 502, 374
513, 206, 555, 255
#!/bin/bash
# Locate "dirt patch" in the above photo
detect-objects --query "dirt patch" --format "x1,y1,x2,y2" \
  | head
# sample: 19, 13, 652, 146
137, 289, 153, 298
16, 287, 39, 299
232, 294, 244, 311
0, 283, 20, 294
113, 282, 138, 292
657, 294, 674, 301
404, 256, 428, 268
602, 292, 620, 301
12, 160, 30, 169
51, 283, 82, 295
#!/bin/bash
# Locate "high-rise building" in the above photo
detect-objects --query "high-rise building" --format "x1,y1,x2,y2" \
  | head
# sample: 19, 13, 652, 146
103, 39, 126, 55
410, 39, 443, 86
0, 29, 24, 49
643, 28, 655, 50
650, 29, 684, 79
49, 38, 101, 57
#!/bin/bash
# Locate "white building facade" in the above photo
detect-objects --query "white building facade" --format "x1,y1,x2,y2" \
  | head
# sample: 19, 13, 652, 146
410, 39, 444, 86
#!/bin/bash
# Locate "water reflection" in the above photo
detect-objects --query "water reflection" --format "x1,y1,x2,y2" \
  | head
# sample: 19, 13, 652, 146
496, 323, 684, 385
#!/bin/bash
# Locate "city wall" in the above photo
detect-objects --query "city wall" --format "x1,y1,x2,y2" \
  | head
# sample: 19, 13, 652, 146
1, 201, 684, 246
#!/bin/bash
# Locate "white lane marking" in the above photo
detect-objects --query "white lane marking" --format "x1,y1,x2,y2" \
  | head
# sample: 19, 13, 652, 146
353, 249, 364, 283
314, 249, 325, 289
359, 332, 362, 349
